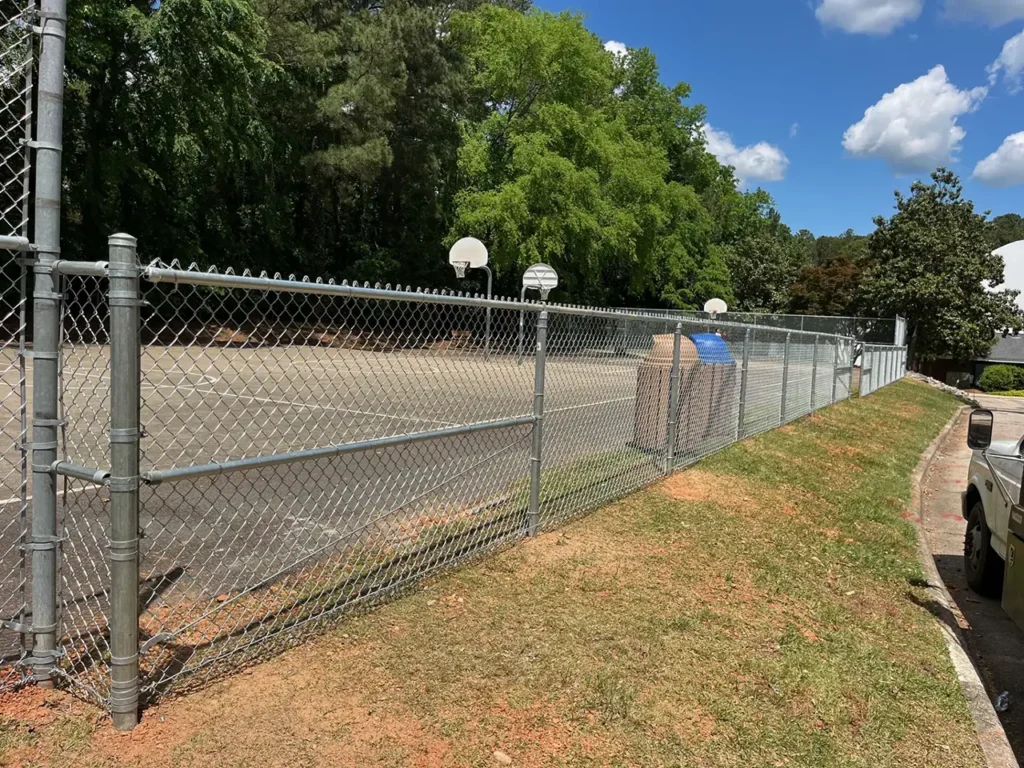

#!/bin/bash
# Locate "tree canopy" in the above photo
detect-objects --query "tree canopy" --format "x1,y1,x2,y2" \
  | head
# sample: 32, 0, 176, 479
862, 170, 1019, 363
58, 0, 1023, 357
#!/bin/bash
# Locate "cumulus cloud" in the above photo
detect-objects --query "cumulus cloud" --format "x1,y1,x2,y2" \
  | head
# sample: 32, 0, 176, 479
988, 28, 1024, 91
974, 132, 1024, 186
842, 65, 988, 171
944, 0, 1024, 25
703, 125, 789, 184
815, 0, 923, 34
604, 40, 628, 58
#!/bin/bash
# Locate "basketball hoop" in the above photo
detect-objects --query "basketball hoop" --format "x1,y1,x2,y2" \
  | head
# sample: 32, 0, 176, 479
452, 261, 469, 279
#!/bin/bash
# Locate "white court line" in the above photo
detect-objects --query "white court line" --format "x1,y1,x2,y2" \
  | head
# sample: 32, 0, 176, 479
546, 396, 635, 414
176, 386, 461, 427
0, 486, 93, 508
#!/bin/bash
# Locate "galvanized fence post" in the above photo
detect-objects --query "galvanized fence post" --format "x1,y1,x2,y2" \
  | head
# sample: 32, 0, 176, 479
108, 233, 141, 730
779, 332, 791, 424
665, 322, 682, 474
737, 328, 751, 438
809, 335, 819, 411
830, 341, 839, 403
527, 310, 548, 536
28, 0, 69, 687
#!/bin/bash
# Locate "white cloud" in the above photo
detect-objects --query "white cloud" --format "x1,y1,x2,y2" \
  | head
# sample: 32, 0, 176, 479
790, 122, 800, 137
842, 65, 987, 171
974, 131, 1024, 185
604, 40, 628, 58
988, 28, 1024, 91
945, 0, 1024, 25
703, 125, 789, 184
815, 0, 923, 34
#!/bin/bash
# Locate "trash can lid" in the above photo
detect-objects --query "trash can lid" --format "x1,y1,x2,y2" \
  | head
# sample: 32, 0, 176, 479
690, 333, 734, 364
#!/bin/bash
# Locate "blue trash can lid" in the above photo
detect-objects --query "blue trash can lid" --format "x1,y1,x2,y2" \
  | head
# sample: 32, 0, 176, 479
690, 333, 734, 364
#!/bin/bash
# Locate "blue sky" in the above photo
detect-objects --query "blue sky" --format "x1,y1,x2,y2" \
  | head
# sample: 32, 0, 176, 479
538, 0, 1024, 236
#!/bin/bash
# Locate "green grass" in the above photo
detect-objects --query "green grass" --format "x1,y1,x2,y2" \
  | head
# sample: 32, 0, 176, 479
981, 389, 1024, 397
2, 380, 984, 768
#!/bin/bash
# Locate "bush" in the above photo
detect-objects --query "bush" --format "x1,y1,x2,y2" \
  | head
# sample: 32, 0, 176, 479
978, 364, 1022, 392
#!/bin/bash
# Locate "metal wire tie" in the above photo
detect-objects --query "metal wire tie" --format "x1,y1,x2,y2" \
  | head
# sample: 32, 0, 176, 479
21, 535, 64, 552
109, 428, 141, 444
107, 476, 139, 493
1, 619, 31, 634
24, 350, 59, 360
31, 291, 62, 303
107, 538, 139, 562
139, 633, 172, 654
28, 621, 57, 634
32, 417, 65, 427
30, 439, 58, 450
21, 139, 62, 151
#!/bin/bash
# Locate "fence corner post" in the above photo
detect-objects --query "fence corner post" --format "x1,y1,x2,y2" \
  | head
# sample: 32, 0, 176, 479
527, 309, 548, 536
28, 0, 69, 689
665, 322, 683, 474
780, 332, 792, 425
108, 233, 140, 730
737, 328, 751, 439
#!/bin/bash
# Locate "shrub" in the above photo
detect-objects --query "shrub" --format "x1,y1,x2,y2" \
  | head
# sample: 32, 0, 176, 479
978, 364, 1021, 392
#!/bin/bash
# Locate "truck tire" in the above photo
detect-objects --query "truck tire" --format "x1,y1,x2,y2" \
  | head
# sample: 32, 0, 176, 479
964, 500, 1003, 597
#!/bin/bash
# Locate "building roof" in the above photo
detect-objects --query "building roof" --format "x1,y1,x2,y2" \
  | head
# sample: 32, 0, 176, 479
983, 334, 1024, 364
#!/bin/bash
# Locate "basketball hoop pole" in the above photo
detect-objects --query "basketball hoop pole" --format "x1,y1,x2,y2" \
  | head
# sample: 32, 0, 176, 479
480, 265, 492, 357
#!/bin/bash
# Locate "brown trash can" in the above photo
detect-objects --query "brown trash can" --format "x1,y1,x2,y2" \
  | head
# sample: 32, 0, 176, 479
632, 334, 699, 452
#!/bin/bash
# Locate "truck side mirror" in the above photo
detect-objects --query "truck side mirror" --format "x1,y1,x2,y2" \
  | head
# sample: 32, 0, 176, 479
968, 409, 994, 450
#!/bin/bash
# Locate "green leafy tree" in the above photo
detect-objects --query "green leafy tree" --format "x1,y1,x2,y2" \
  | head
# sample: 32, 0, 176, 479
863, 169, 1019, 363
448, 7, 731, 307
987, 213, 1024, 251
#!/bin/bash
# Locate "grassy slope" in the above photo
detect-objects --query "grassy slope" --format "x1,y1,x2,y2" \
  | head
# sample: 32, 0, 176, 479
1, 380, 982, 767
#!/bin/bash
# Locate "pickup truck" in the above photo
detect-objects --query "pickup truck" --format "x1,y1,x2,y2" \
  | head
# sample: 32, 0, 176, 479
963, 409, 1024, 626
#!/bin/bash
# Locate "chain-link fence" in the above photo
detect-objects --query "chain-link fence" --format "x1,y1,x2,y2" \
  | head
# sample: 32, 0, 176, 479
0, 0, 34, 692
0, 234, 906, 729
859, 344, 907, 396
627, 309, 899, 344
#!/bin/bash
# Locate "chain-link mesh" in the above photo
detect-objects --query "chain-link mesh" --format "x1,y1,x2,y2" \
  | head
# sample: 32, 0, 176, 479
0, 0, 33, 692
860, 343, 907, 397
26, 259, 893, 711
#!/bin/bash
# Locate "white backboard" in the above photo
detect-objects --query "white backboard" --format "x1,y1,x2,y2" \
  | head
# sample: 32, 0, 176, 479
449, 237, 489, 269
703, 298, 728, 315
523, 264, 558, 298
991, 240, 1024, 311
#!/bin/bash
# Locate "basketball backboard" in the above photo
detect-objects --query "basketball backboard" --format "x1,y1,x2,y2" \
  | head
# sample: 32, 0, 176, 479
449, 238, 488, 278
523, 263, 558, 300
703, 298, 728, 316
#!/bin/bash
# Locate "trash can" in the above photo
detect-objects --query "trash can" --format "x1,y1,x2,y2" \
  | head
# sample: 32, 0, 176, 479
632, 334, 698, 452
676, 333, 739, 462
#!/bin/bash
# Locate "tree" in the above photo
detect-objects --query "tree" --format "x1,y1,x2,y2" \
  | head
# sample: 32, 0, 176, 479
988, 213, 1024, 251
448, 7, 732, 307
788, 257, 864, 316
862, 169, 1019, 364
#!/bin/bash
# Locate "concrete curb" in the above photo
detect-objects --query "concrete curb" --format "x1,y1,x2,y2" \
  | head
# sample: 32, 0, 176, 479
913, 405, 1019, 768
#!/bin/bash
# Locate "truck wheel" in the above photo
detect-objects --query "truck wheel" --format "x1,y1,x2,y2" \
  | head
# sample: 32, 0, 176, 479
964, 501, 1003, 597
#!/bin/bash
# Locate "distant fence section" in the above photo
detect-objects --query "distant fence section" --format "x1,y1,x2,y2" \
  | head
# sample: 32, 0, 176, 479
859, 344, 907, 396
629, 310, 901, 345
0, 236, 908, 728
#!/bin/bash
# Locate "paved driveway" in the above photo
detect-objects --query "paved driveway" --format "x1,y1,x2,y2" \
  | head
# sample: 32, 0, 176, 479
922, 394, 1024, 759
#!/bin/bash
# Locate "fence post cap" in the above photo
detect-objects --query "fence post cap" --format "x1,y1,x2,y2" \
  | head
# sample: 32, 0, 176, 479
108, 233, 137, 247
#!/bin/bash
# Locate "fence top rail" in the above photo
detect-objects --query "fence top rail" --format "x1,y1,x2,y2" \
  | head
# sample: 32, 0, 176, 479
141, 264, 856, 343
